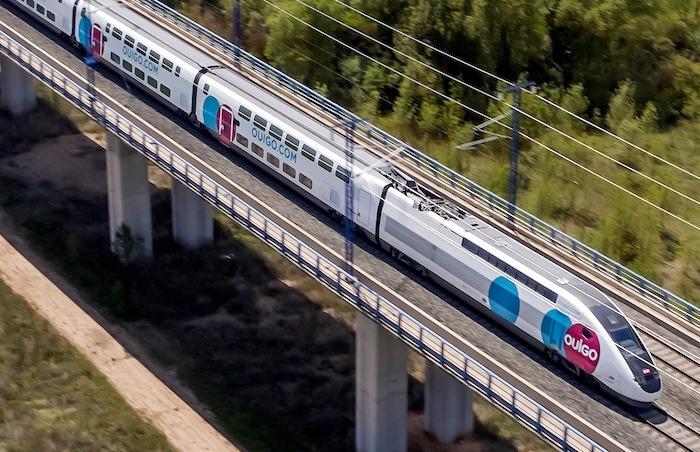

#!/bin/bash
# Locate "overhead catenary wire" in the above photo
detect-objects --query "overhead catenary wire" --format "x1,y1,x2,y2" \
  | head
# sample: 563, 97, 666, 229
326, 0, 700, 183
260, 0, 700, 232
289, 0, 700, 209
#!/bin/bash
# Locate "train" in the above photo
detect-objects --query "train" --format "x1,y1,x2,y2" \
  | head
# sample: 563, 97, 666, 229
10, 0, 662, 405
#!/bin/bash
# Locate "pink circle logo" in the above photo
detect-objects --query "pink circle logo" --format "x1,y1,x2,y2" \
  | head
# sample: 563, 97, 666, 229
563, 324, 600, 374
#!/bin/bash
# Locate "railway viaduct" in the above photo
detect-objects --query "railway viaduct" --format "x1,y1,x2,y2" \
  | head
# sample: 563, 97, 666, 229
2, 1, 699, 450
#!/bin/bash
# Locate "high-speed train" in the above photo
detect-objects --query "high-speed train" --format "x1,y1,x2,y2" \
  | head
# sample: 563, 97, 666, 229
11, 0, 662, 405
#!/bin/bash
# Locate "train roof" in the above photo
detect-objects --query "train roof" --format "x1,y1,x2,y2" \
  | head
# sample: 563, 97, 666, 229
92, 0, 389, 178
459, 214, 618, 312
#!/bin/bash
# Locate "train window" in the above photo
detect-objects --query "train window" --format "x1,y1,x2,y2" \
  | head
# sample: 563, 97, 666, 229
301, 144, 316, 161
283, 163, 296, 178
112, 28, 123, 41
110, 52, 120, 64
251, 143, 264, 158
497, 260, 508, 271
174, 66, 181, 77
47, 10, 55, 21
162, 58, 173, 72
284, 135, 299, 150
299, 173, 313, 189
136, 43, 147, 56
238, 106, 251, 121
202, 84, 210, 95
318, 155, 333, 172
236, 134, 248, 147
160, 84, 171, 97
149, 50, 160, 64
581, 327, 592, 340
36, 4, 44, 13
26, 0, 34, 7
461, 238, 477, 254
106, 24, 111, 33
266, 153, 280, 168
335, 167, 350, 183
269, 124, 283, 141
134, 68, 145, 80
124, 35, 135, 48
147, 76, 158, 89
122, 60, 133, 72
253, 115, 267, 130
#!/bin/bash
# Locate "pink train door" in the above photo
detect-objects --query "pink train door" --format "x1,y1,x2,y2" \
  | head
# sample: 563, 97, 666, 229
217, 105, 235, 145
91, 25, 103, 58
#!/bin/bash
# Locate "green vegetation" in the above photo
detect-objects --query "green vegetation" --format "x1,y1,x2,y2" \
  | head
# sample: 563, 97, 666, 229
171, 0, 700, 303
0, 280, 173, 451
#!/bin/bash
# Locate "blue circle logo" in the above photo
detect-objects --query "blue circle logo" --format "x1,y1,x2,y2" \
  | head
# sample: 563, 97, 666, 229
488, 276, 520, 324
202, 95, 220, 132
540, 309, 572, 353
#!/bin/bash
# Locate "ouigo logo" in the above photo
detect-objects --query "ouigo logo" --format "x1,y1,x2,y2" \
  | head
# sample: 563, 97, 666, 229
563, 323, 600, 374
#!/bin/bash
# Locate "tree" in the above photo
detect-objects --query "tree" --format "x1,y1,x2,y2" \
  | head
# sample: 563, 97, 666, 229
113, 224, 143, 263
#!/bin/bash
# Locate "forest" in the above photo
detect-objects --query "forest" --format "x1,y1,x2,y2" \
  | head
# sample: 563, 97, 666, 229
172, 0, 700, 303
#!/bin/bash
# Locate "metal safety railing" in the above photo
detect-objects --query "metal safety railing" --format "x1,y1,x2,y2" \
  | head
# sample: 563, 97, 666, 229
0, 30, 606, 452
131, 0, 699, 326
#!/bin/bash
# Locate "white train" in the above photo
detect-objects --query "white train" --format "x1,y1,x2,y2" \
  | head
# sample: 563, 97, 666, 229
12, 0, 662, 405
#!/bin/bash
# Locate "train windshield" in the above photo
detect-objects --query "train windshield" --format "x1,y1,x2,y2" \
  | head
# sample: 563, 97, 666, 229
590, 305, 650, 360
610, 326, 644, 355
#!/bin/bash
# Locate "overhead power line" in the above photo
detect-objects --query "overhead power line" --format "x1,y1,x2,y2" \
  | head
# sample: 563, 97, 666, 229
261, 0, 700, 232
326, 0, 700, 183
289, 0, 700, 209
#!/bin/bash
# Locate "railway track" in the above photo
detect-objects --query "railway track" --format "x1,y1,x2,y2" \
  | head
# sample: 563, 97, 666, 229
641, 407, 700, 452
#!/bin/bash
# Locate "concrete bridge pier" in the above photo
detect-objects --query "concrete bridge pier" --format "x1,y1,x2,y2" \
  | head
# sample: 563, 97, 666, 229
0, 54, 36, 115
355, 313, 407, 452
424, 361, 474, 443
106, 132, 153, 259
171, 179, 213, 249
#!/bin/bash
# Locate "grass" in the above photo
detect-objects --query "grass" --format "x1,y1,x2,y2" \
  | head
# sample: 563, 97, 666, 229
0, 279, 173, 452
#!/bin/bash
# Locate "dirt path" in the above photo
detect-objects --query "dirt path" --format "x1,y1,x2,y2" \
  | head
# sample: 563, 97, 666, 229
0, 213, 239, 452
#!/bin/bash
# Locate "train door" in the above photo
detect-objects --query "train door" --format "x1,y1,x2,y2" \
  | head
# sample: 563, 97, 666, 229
357, 189, 372, 228
90, 24, 103, 58
217, 105, 235, 145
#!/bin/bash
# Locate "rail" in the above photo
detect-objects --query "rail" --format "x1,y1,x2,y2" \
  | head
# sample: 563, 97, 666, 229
130, 0, 699, 326
0, 29, 607, 452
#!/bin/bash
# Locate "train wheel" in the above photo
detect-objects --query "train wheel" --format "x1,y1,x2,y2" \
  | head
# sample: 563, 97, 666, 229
546, 348, 560, 364
188, 113, 200, 128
